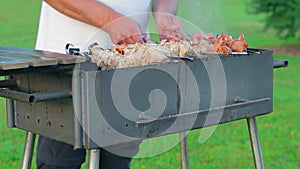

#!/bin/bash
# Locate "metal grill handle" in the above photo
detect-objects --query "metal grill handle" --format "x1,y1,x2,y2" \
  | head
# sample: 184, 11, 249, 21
273, 59, 288, 68
136, 97, 271, 124
0, 88, 72, 104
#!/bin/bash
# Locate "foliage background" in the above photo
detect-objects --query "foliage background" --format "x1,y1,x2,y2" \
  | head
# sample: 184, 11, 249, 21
248, 0, 300, 39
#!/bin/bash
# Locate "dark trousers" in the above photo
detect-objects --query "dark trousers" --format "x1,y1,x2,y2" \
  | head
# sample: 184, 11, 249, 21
36, 136, 133, 169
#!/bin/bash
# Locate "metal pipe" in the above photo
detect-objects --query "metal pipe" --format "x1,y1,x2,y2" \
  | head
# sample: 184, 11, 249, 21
21, 131, 36, 169
88, 149, 100, 169
0, 88, 72, 104
247, 117, 265, 169
0, 88, 32, 103
31, 90, 72, 103
5, 76, 15, 128
273, 59, 288, 68
180, 132, 189, 169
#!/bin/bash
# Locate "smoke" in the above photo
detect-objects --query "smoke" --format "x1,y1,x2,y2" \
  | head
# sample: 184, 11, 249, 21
178, 0, 224, 35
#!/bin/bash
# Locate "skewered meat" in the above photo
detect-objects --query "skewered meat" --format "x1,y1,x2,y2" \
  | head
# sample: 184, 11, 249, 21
230, 33, 248, 52
217, 45, 232, 55
89, 32, 249, 69
206, 33, 216, 44
90, 42, 169, 69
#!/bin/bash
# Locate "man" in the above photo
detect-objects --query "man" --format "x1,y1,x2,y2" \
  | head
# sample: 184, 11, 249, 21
35, 0, 182, 168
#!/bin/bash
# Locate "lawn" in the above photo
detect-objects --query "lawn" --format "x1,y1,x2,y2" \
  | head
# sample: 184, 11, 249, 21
0, 0, 299, 169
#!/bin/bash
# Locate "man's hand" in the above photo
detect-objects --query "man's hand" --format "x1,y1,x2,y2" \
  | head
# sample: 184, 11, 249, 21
152, 0, 183, 41
154, 13, 183, 40
102, 16, 145, 44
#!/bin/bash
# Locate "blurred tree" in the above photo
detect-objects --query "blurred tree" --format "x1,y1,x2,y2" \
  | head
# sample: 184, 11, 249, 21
248, 0, 300, 39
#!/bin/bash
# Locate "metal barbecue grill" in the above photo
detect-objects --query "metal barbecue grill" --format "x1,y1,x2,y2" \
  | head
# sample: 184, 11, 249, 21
0, 46, 287, 169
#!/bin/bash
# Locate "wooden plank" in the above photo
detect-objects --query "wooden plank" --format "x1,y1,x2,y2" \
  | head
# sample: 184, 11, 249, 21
0, 53, 58, 67
0, 57, 29, 70
0, 46, 86, 64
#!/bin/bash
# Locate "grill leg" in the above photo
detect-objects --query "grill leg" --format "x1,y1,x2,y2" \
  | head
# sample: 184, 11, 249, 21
21, 131, 36, 169
180, 132, 189, 169
88, 149, 100, 169
247, 117, 265, 169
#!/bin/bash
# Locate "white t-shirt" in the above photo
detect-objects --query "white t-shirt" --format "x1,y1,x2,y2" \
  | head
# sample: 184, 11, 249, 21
35, 0, 151, 53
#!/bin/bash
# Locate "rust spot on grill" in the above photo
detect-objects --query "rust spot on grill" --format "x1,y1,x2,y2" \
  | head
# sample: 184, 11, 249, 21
28, 104, 33, 113
45, 101, 48, 115
146, 128, 159, 138
47, 121, 52, 128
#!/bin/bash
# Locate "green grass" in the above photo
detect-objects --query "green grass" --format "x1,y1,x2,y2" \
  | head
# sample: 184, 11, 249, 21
0, 0, 299, 169
0, 1, 41, 48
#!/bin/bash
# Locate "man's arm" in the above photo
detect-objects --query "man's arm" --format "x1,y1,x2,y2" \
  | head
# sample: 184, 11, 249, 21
152, 0, 179, 15
152, 0, 183, 40
44, 0, 145, 44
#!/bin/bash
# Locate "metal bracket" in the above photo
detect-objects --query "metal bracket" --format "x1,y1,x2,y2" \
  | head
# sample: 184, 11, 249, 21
65, 43, 81, 55
4, 76, 16, 128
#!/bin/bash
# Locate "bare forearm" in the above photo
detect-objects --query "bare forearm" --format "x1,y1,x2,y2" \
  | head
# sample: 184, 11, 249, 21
44, 0, 122, 28
152, 0, 179, 15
